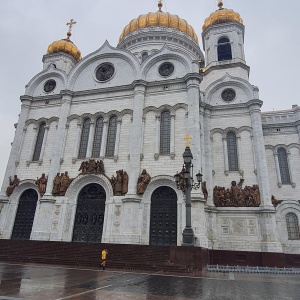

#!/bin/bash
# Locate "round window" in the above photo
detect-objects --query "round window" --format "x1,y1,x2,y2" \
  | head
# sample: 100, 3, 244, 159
221, 89, 236, 102
159, 63, 174, 77
95, 64, 115, 82
44, 80, 56, 93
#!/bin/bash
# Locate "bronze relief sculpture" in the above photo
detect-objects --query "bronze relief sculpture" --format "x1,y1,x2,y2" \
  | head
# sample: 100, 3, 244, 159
78, 159, 105, 175
36, 173, 48, 197
137, 169, 151, 195
6, 175, 20, 196
213, 179, 261, 207
110, 170, 129, 196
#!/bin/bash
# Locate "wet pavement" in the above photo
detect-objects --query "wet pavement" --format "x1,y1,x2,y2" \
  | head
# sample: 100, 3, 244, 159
0, 263, 299, 299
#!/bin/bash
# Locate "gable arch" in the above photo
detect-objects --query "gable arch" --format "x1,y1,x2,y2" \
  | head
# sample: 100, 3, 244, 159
25, 69, 67, 97
67, 43, 140, 91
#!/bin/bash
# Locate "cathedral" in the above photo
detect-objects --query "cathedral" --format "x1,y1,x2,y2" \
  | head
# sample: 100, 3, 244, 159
1, 0, 300, 257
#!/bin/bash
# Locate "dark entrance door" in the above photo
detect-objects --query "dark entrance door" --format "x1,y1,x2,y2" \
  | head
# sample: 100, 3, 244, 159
11, 189, 38, 240
149, 186, 177, 246
72, 183, 106, 243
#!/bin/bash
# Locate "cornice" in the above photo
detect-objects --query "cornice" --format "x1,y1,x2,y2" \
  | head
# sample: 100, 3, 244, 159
204, 61, 250, 77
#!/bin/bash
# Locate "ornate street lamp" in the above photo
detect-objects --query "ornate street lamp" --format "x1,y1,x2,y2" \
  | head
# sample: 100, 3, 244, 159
174, 134, 203, 246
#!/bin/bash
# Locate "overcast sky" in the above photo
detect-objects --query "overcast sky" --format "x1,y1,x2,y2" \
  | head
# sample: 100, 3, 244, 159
0, 0, 299, 186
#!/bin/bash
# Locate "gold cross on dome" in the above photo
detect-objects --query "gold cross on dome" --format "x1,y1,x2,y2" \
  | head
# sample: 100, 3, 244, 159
66, 19, 77, 32
184, 134, 192, 148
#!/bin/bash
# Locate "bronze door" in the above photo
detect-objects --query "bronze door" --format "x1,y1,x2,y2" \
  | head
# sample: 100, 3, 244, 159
11, 189, 38, 240
149, 186, 177, 246
72, 184, 106, 243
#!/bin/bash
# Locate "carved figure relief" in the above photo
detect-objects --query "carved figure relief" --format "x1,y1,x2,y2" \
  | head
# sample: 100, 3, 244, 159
110, 170, 129, 196
59, 171, 72, 196
36, 173, 47, 197
6, 175, 20, 196
79, 159, 105, 175
213, 179, 261, 207
271, 195, 282, 207
52, 173, 61, 196
137, 169, 151, 195
201, 181, 208, 201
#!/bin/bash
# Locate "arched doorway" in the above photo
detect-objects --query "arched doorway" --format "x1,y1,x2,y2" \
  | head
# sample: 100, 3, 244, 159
72, 183, 106, 243
149, 186, 177, 246
11, 189, 38, 240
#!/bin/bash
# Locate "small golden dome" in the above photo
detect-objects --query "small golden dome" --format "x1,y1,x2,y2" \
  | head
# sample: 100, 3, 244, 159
202, 1, 243, 32
47, 37, 82, 62
119, 2, 198, 43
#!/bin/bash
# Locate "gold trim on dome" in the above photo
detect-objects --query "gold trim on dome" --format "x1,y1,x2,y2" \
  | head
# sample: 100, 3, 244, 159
47, 39, 82, 62
202, 6, 243, 32
119, 11, 198, 43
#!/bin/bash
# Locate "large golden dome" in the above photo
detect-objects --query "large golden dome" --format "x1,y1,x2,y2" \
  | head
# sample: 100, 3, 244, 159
47, 32, 82, 62
119, 1, 198, 43
202, 1, 243, 32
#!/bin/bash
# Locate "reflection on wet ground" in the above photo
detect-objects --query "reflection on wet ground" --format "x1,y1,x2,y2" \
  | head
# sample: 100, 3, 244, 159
0, 263, 299, 299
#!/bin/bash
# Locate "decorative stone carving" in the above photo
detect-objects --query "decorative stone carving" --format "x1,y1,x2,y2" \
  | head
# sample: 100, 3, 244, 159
78, 159, 105, 175
35, 173, 48, 197
6, 175, 20, 196
201, 181, 208, 202
213, 179, 260, 207
137, 169, 151, 195
52, 172, 73, 196
110, 170, 129, 196
271, 195, 283, 207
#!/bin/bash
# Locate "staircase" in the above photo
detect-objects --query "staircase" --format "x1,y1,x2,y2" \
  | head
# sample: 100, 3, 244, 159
0, 240, 208, 274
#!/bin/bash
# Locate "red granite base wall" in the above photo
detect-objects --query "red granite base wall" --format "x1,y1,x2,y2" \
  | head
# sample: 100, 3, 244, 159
209, 249, 300, 268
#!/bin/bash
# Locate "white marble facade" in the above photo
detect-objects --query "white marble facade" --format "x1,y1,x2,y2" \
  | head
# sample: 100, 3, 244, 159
1, 4, 300, 254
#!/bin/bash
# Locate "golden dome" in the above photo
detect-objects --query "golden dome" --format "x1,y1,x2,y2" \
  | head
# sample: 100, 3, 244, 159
202, 1, 243, 32
119, 1, 198, 43
47, 34, 82, 62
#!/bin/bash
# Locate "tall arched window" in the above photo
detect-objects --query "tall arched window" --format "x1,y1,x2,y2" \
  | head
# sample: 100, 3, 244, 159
217, 37, 232, 61
32, 122, 46, 161
286, 213, 300, 240
78, 118, 91, 159
227, 132, 239, 171
278, 148, 291, 184
92, 117, 104, 158
160, 111, 171, 155
106, 116, 117, 157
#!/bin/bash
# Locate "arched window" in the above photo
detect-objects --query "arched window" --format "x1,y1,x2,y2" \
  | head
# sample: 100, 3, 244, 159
286, 213, 300, 240
278, 148, 291, 184
106, 116, 117, 157
160, 111, 171, 155
217, 37, 232, 61
78, 118, 91, 159
92, 117, 104, 158
32, 122, 46, 161
227, 132, 239, 171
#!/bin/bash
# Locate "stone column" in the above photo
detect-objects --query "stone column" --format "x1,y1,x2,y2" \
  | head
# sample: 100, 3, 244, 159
15, 127, 27, 166
39, 124, 49, 163
185, 73, 203, 177
1, 96, 32, 196
170, 114, 175, 159
127, 80, 146, 195
86, 120, 95, 159
273, 152, 282, 187
248, 101, 272, 207
222, 137, 229, 175
113, 119, 122, 162
99, 121, 108, 160
72, 123, 82, 163
60, 124, 69, 163
202, 105, 214, 206
236, 135, 244, 176
154, 115, 160, 160
45, 90, 73, 195
248, 100, 282, 253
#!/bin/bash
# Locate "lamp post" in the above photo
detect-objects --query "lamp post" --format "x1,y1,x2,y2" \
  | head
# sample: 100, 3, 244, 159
174, 135, 202, 246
